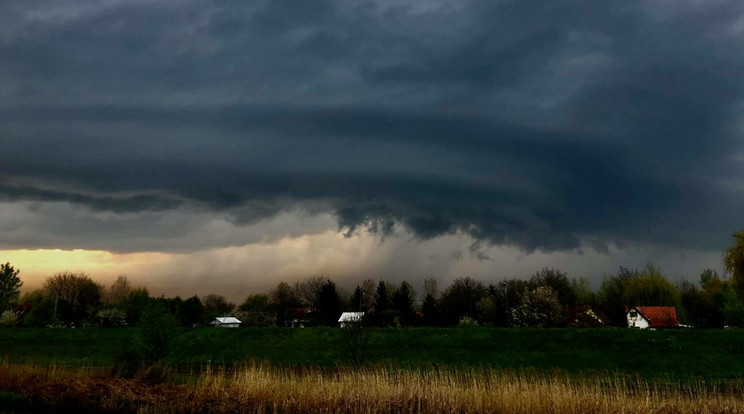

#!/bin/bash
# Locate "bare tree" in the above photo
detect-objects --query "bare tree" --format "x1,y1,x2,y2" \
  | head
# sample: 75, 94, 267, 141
423, 278, 438, 298
105, 276, 132, 305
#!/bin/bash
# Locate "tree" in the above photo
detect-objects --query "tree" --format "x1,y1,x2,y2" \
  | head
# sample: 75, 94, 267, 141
136, 301, 179, 364
105, 276, 132, 305
420, 294, 439, 326
202, 294, 235, 322
18, 290, 55, 327
0, 263, 22, 311
622, 265, 680, 308
179, 295, 204, 327
237, 294, 275, 326
438, 277, 487, 326
271, 281, 302, 326
121, 287, 151, 326
724, 231, 744, 299
508, 286, 562, 328
350, 285, 365, 312
392, 281, 416, 324
598, 267, 641, 326
315, 280, 341, 326
374, 281, 391, 313
696, 270, 726, 328
530, 268, 576, 306
43, 272, 103, 326
295, 276, 331, 310
423, 278, 438, 298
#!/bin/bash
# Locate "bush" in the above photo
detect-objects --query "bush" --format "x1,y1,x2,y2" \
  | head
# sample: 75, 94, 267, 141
134, 301, 179, 364
0, 310, 16, 327
458, 316, 479, 327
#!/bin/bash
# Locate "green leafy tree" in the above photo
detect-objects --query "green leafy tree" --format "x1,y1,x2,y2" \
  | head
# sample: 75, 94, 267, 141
508, 286, 562, 327
18, 290, 55, 327
530, 268, 576, 306
136, 301, 179, 364
43, 272, 103, 326
724, 231, 744, 299
696, 270, 726, 328
598, 267, 641, 326
622, 264, 681, 308
438, 277, 487, 326
722, 283, 744, 327
0, 263, 22, 311
121, 287, 151, 326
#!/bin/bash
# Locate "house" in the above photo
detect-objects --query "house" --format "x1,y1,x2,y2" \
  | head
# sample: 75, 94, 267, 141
564, 305, 605, 328
338, 312, 364, 328
211, 317, 242, 328
627, 306, 679, 329
290, 307, 312, 328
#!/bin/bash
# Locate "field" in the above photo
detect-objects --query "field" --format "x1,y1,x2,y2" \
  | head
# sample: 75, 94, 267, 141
2, 327, 744, 412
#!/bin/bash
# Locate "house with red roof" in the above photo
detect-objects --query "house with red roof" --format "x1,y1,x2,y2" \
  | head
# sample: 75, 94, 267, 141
626, 306, 679, 329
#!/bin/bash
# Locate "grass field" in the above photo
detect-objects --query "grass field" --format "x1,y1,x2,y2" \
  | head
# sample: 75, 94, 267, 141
3, 328, 744, 412
2, 362, 744, 413
2, 327, 744, 379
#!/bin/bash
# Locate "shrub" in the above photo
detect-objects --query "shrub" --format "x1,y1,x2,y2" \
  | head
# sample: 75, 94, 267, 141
0, 310, 16, 327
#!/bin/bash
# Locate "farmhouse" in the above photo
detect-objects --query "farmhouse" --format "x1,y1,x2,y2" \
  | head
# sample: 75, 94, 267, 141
626, 306, 679, 329
338, 312, 364, 328
211, 317, 242, 328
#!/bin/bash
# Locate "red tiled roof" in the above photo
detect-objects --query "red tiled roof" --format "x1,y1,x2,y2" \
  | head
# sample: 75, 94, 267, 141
635, 306, 679, 328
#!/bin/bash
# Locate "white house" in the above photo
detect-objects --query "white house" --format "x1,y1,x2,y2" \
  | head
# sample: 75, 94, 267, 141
338, 312, 364, 328
212, 317, 242, 328
627, 306, 679, 329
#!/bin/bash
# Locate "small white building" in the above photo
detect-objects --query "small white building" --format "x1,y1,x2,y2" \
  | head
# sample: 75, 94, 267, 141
212, 317, 242, 328
338, 312, 364, 328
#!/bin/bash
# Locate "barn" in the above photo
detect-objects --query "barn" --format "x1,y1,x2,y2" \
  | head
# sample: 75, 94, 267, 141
626, 306, 679, 329
338, 312, 364, 328
211, 317, 242, 328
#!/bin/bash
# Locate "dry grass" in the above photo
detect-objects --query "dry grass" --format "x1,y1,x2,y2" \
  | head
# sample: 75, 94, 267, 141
1, 362, 743, 413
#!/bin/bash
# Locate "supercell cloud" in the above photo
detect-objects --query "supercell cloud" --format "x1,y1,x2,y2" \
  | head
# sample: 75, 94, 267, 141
2, 0, 744, 260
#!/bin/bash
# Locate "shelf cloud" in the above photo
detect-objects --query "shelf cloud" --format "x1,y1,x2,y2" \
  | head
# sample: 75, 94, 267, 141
2, 0, 743, 263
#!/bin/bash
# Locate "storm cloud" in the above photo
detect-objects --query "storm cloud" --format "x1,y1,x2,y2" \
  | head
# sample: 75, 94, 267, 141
2, 0, 744, 255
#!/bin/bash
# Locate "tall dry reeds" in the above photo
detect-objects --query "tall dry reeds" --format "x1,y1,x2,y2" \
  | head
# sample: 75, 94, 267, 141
1, 361, 743, 413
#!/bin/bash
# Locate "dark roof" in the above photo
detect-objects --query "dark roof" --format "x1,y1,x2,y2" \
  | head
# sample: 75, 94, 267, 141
634, 306, 679, 328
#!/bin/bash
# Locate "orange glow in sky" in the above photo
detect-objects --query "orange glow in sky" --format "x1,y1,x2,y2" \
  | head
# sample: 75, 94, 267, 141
0, 249, 172, 292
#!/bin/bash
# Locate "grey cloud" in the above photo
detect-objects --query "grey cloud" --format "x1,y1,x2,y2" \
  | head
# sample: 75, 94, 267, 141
1, 0, 743, 253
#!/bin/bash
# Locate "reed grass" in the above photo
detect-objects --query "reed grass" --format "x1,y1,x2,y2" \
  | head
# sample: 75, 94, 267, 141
1, 361, 743, 413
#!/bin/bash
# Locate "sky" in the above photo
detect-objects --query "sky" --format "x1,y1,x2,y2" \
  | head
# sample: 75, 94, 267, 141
2, 0, 743, 301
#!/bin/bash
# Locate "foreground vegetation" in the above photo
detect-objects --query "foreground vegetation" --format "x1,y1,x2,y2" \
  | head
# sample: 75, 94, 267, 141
3, 326, 744, 412
2, 362, 744, 413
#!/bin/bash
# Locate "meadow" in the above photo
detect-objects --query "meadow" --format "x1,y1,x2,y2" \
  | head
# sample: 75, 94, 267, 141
2, 327, 744, 412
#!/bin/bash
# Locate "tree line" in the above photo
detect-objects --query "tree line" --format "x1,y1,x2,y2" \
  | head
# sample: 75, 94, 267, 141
2, 231, 744, 329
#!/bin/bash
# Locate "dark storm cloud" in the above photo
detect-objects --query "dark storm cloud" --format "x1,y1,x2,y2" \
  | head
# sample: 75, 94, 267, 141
1, 0, 744, 252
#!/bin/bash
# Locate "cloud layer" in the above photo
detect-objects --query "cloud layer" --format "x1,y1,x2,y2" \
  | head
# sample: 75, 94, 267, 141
2, 0, 744, 255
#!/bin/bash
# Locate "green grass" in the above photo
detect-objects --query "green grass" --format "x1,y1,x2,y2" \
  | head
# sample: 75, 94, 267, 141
2, 327, 744, 379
